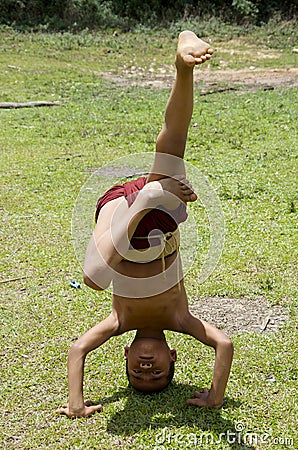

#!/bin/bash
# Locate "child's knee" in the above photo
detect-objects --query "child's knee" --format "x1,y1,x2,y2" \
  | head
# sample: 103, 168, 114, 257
83, 272, 105, 291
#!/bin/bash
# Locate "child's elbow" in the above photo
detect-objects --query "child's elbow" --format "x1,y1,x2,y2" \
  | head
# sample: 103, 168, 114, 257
68, 339, 87, 361
221, 338, 234, 356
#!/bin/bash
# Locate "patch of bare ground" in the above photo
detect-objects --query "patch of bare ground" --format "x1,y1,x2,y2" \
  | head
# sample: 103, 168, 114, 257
99, 67, 298, 93
189, 297, 289, 335
195, 67, 298, 92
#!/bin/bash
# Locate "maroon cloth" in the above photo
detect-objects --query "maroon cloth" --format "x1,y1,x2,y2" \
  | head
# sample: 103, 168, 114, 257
95, 177, 187, 249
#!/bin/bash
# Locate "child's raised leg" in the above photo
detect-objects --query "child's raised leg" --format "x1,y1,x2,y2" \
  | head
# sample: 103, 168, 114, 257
147, 31, 213, 183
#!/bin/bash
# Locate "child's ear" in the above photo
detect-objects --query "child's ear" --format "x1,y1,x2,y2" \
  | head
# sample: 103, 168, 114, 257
170, 349, 177, 362
124, 346, 129, 359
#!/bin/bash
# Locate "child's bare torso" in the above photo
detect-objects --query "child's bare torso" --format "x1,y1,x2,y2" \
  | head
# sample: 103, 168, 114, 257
111, 253, 189, 332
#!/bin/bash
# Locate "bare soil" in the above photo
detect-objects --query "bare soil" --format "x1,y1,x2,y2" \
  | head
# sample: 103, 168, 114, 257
100, 67, 298, 92
189, 296, 289, 336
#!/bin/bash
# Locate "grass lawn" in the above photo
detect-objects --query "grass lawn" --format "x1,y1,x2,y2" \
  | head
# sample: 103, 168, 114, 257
1, 22, 297, 449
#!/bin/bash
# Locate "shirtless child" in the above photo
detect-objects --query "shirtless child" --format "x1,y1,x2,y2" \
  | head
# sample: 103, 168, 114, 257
57, 31, 234, 418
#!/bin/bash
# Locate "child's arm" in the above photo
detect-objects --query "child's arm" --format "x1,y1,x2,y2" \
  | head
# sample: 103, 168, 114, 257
83, 191, 154, 290
56, 313, 118, 418
180, 314, 234, 408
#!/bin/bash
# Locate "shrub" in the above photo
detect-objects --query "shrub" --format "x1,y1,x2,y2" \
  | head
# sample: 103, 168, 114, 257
0, 0, 296, 30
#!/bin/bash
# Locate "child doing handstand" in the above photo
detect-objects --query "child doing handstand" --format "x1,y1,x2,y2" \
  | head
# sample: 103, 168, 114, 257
57, 31, 234, 418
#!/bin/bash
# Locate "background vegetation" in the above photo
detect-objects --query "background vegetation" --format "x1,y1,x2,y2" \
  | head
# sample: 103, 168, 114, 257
1, 12, 297, 450
0, 0, 297, 30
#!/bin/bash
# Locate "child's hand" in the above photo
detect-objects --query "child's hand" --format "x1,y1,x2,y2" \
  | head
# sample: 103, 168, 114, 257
56, 401, 103, 418
186, 388, 223, 409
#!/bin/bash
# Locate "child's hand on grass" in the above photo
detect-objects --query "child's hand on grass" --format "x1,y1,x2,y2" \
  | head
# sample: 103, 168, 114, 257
186, 388, 223, 409
56, 401, 103, 418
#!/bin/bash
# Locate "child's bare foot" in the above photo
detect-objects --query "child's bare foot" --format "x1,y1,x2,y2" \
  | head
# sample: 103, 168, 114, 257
142, 176, 197, 210
176, 30, 213, 69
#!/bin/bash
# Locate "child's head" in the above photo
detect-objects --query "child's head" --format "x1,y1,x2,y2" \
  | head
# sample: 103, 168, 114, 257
124, 337, 177, 393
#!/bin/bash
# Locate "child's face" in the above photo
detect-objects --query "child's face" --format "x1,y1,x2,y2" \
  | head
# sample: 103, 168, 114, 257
124, 337, 177, 392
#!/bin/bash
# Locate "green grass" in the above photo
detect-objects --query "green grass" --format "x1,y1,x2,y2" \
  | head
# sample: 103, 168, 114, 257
1, 24, 297, 449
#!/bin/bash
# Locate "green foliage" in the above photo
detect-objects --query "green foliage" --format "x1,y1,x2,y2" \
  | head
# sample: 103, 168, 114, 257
0, 0, 297, 30
0, 0, 119, 29
232, 0, 258, 18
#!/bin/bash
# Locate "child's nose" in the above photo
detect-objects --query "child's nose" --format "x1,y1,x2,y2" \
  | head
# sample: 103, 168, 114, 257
140, 362, 152, 369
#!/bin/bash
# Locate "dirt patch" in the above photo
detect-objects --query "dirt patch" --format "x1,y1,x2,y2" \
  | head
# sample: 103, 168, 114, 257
189, 296, 289, 336
100, 67, 298, 92
195, 67, 298, 91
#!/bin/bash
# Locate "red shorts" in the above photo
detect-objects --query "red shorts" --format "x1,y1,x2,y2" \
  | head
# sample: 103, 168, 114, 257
95, 177, 187, 249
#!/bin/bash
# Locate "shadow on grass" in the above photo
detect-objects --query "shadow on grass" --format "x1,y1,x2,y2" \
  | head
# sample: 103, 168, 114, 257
96, 382, 253, 449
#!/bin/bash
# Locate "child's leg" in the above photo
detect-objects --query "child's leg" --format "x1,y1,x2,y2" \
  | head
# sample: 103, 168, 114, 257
147, 31, 213, 182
